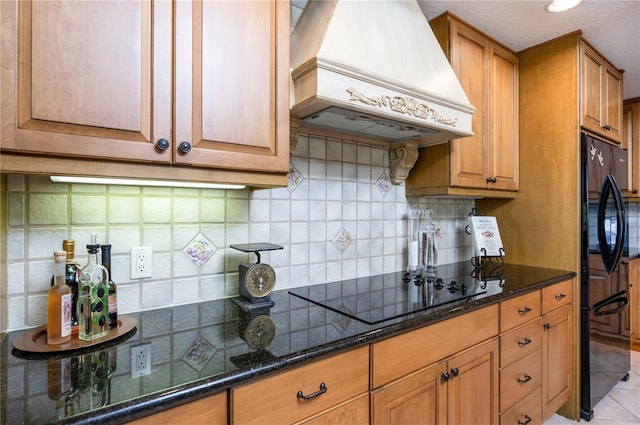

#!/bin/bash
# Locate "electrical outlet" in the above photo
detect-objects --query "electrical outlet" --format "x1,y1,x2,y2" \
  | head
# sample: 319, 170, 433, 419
131, 342, 152, 377
130, 246, 152, 279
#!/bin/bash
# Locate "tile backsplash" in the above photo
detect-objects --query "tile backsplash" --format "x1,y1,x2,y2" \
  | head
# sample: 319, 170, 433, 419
3, 133, 476, 331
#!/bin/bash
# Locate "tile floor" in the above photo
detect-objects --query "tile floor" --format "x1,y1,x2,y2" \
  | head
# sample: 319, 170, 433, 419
544, 349, 640, 424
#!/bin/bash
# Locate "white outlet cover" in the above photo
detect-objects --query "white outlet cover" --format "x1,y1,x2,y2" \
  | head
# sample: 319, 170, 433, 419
131, 342, 152, 377
130, 246, 152, 279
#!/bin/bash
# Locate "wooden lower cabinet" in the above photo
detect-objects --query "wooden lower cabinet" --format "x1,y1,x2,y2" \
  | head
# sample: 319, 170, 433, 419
447, 338, 499, 425
372, 338, 499, 425
296, 394, 369, 425
629, 258, 640, 350
231, 346, 369, 425
541, 304, 572, 421
372, 360, 447, 425
126, 391, 226, 425
500, 388, 542, 425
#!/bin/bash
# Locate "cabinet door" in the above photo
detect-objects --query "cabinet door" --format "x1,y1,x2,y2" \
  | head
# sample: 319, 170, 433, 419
449, 20, 489, 189
488, 43, 518, 191
629, 259, 639, 347
296, 394, 369, 425
603, 62, 623, 143
624, 100, 640, 197
174, 1, 289, 173
581, 41, 623, 144
581, 42, 605, 137
3, 1, 172, 163
447, 338, 499, 425
541, 304, 572, 421
372, 360, 448, 425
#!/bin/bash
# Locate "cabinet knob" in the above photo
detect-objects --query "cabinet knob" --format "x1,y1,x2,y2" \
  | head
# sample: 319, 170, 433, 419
603, 125, 612, 131
485, 177, 497, 184
441, 372, 450, 382
517, 337, 532, 346
518, 414, 532, 425
179, 141, 192, 153
517, 373, 532, 384
450, 368, 459, 377
554, 293, 567, 300
543, 323, 551, 330
156, 138, 170, 151
517, 306, 532, 314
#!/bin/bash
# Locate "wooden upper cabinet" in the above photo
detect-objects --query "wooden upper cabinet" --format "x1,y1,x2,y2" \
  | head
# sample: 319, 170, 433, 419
1, 0, 290, 183
174, 1, 289, 173
488, 42, 519, 191
581, 41, 623, 144
624, 98, 640, 197
4, 0, 171, 163
449, 19, 489, 189
406, 12, 518, 198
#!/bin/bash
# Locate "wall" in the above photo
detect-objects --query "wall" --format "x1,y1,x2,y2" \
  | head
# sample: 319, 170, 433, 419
3, 133, 477, 332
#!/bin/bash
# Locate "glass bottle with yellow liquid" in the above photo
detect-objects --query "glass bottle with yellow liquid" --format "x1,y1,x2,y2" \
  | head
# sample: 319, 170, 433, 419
47, 251, 72, 344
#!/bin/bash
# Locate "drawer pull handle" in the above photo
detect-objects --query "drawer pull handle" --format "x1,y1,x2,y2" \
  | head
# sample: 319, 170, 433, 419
517, 337, 532, 346
297, 382, 327, 400
518, 414, 532, 425
517, 306, 532, 314
555, 293, 567, 300
517, 374, 532, 384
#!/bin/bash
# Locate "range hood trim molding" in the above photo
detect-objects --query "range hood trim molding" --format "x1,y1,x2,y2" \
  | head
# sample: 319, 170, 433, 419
291, 65, 474, 143
292, 55, 477, 116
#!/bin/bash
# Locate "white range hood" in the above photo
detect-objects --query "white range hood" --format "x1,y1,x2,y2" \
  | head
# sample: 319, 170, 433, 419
290, 0, 475, 149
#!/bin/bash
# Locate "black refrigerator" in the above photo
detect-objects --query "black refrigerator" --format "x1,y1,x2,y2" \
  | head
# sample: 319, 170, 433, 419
580, 132, 631, 421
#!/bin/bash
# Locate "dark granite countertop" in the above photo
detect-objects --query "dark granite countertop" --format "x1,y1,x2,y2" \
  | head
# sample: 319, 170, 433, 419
0, 262, 575, 425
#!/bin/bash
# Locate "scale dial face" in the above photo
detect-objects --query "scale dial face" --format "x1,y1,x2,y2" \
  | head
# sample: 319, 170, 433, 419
243, 315, 276, 350
244, 263, 276, 298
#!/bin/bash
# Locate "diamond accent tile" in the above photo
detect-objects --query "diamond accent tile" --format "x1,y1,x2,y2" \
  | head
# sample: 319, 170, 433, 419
331, 227, 353, 253
182, 336, 216, 372
183, 232, 217, 267
288, 163, 304, 193
330, 306, 353, 335
375, 172, 391, 197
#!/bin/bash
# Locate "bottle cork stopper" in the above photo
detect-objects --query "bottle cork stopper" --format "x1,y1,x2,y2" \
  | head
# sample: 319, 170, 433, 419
53, 251, 66, 263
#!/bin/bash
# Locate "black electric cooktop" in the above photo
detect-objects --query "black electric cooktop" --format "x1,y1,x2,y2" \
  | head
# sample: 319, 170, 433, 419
289, 262, 505, 324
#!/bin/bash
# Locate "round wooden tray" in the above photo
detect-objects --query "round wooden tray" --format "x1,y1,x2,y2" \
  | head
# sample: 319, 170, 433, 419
11, 315, 137, 355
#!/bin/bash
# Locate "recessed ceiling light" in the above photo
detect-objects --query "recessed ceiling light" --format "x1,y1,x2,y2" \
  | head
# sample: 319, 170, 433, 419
545, 0, 584, 13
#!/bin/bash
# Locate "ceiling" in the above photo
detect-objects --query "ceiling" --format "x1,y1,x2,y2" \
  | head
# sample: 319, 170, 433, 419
291, 0, 640, 100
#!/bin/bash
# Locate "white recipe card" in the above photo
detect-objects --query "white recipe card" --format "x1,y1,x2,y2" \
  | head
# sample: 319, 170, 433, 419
469, 216, 505, 257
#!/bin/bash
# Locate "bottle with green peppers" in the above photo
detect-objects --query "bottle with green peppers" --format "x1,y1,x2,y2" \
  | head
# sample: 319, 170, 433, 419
78, 235, 109, 341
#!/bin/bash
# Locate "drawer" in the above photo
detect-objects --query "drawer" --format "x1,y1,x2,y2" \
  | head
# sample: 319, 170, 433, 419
232, 346, 369, 425
500, 387, 542, 425
372, 304, 499, 388
296, 393, 369, 425
500, 317, 542, 367
500, 291, 541, 332
541, 279, 573, 314
500, 348, 542, 413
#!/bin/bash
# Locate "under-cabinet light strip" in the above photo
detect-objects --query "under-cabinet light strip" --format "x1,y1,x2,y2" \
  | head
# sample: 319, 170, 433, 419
50, 176, 246, 190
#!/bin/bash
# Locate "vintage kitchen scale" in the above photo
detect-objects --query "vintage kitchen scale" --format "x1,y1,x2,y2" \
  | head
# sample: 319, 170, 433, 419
230, 242, 283, 310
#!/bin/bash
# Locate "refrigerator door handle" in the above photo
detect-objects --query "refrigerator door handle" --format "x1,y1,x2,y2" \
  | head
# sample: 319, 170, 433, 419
593, 291, 629, 317
597, 174, 626, 274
